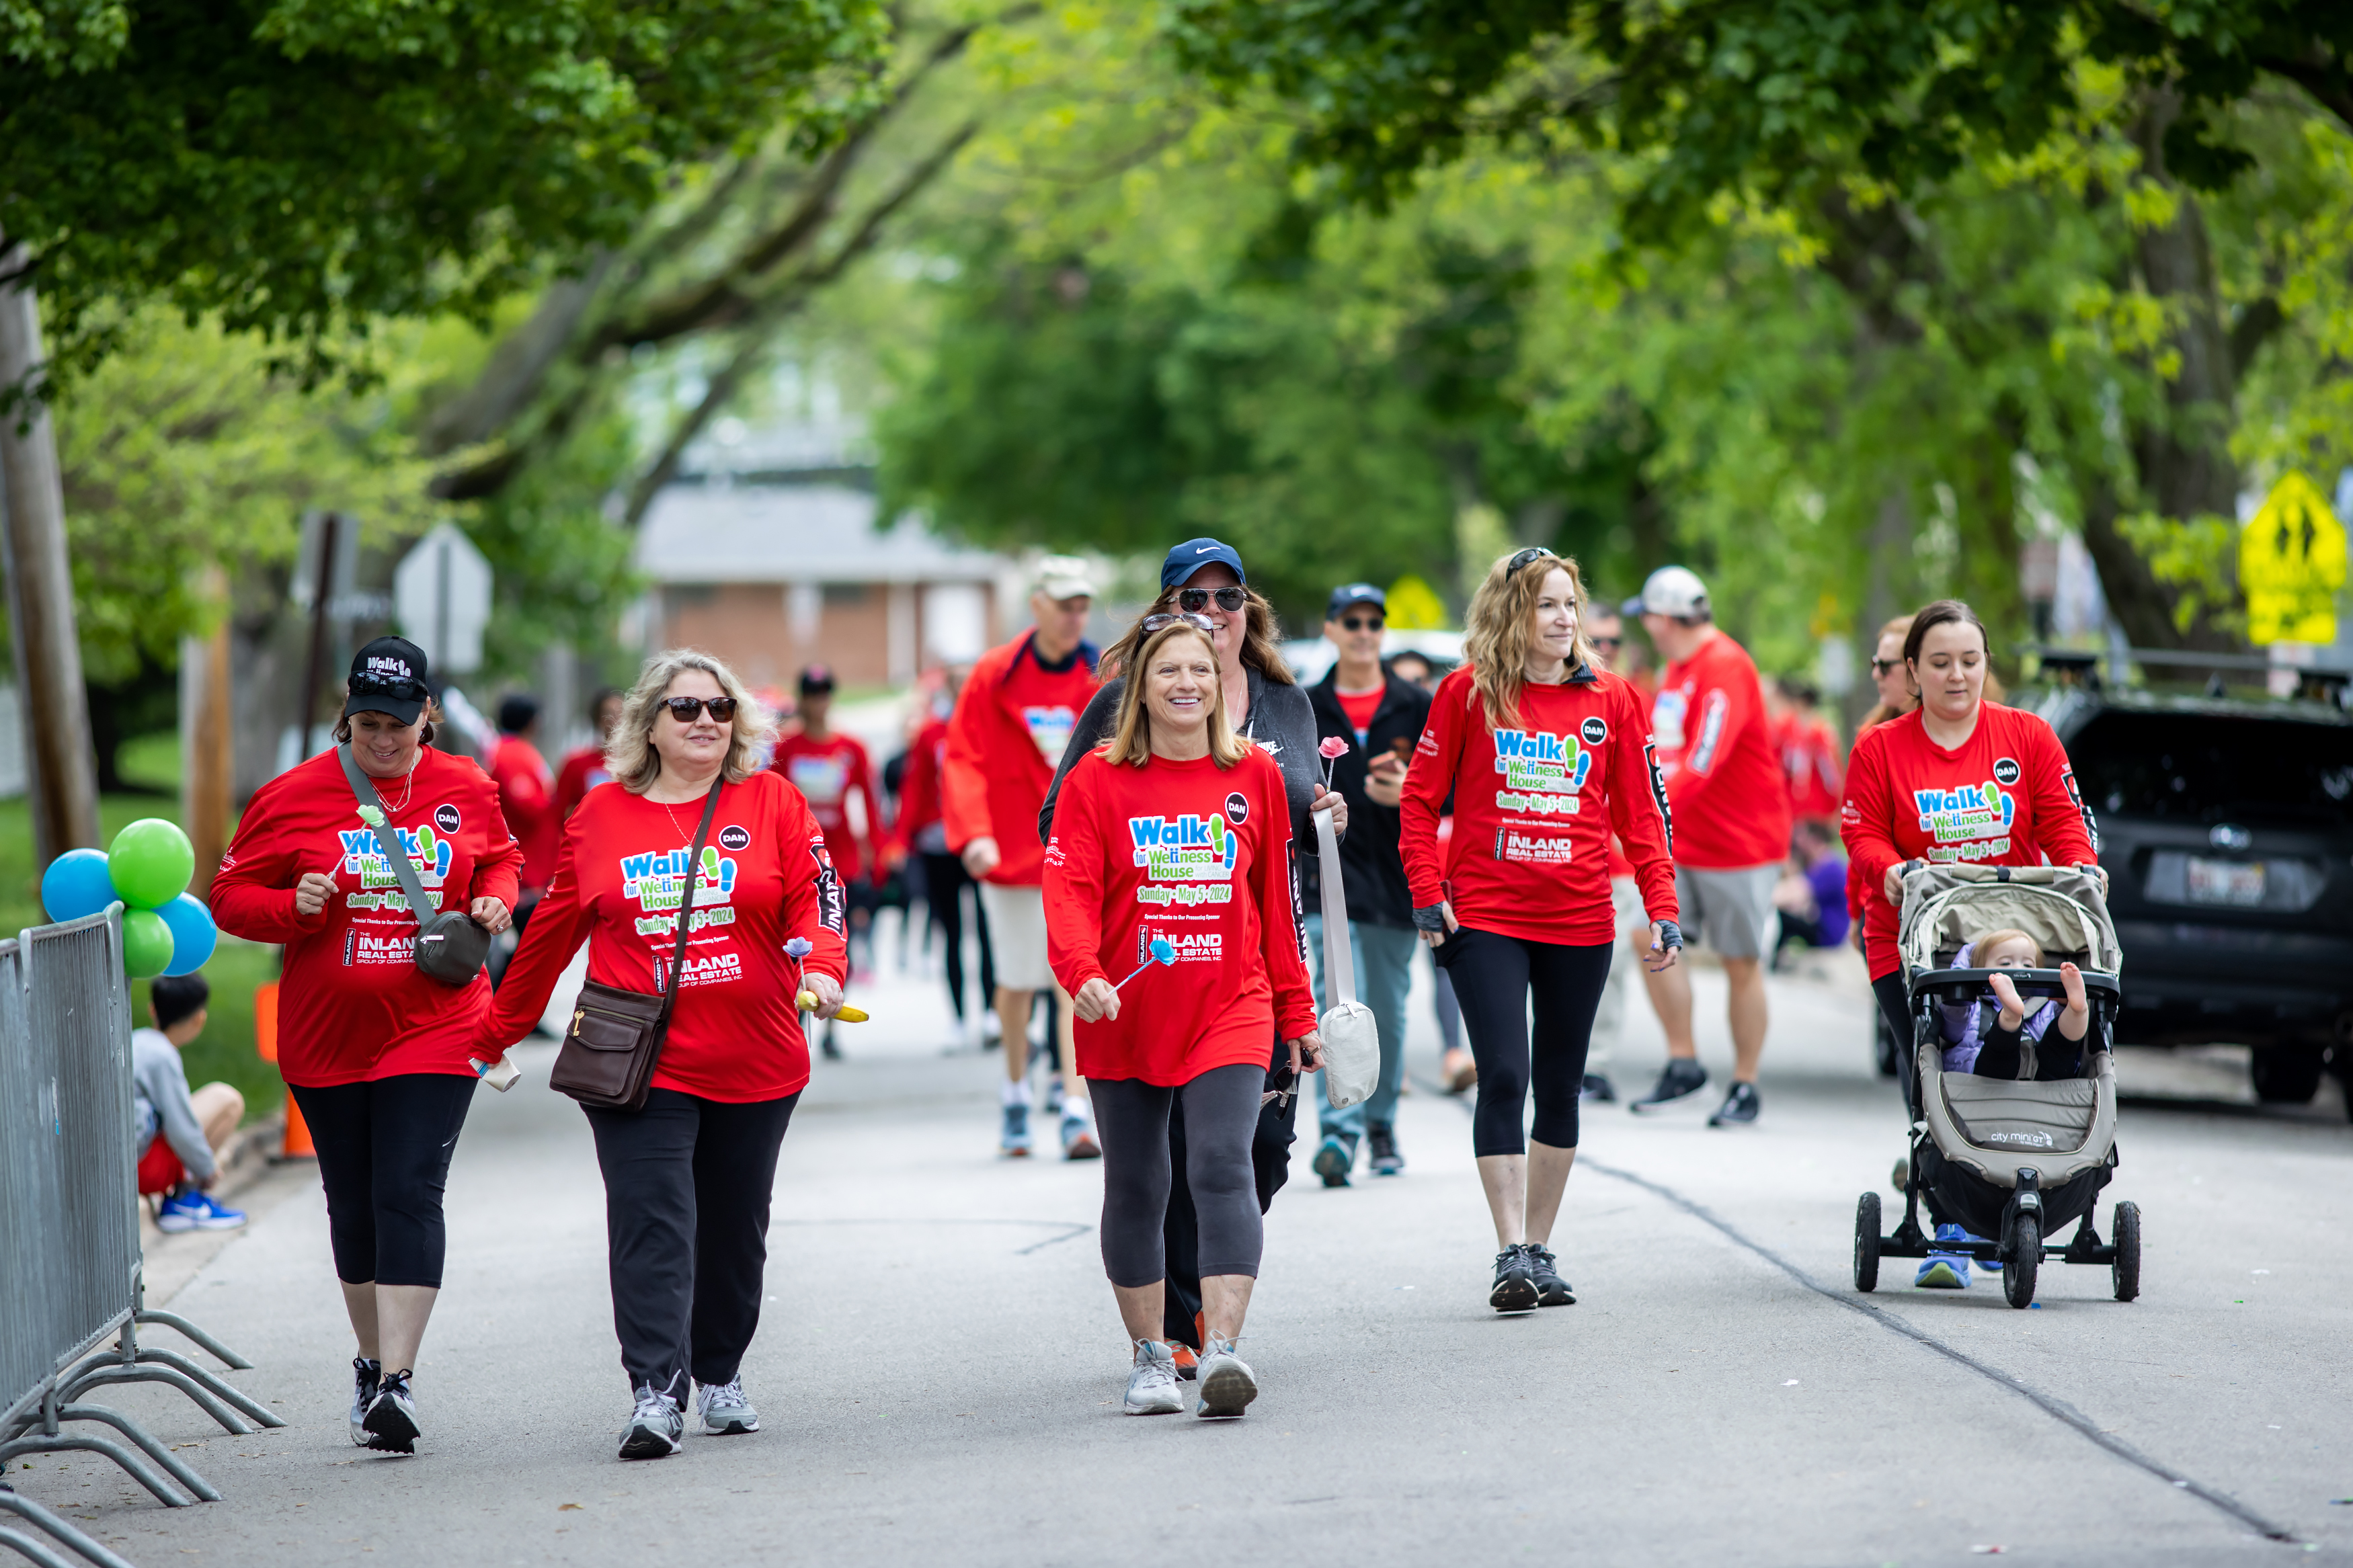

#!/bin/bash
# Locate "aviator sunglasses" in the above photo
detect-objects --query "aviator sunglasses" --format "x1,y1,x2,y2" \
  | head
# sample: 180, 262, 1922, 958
660, 696, 740, 723
1140, 612, 1219, 635
1177, 585, 1249, 614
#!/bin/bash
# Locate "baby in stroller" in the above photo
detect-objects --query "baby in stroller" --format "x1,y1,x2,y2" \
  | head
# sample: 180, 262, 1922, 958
1938, 929, 2092, 1081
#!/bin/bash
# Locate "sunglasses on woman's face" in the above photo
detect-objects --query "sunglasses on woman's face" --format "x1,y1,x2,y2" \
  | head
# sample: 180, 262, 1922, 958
1589, 635, 1623, 653
660, 696, 738, 723
1340, 615, 1384, 632
1177, 585, 1248, 614
1870, 659, 1901, 677
1140, 612, 1218, 635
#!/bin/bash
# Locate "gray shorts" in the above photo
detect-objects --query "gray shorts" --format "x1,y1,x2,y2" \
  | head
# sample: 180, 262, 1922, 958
1673, 863, 1781, 961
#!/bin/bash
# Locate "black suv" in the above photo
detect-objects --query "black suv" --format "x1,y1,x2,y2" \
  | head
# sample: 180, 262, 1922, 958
2032, 684, 2353, 1112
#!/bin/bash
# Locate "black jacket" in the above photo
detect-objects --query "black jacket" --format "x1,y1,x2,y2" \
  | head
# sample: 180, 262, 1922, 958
1306, 669, 1431, 930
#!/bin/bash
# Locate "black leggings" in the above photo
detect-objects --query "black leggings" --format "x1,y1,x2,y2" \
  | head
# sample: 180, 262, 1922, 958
1438, 927, 1613, 1157
584, 1087, 800, 1398
920, 850, 995, 1021
1090, 1064, 1266, 1289
289, 1073, 477, 1288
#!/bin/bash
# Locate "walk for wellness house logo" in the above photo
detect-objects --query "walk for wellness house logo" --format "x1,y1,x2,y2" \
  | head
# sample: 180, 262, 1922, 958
1492, 729, 1590, 815
621, 846, 741, 937
1128, 814, 1236, 905
1911, 780, 2016, 861
337, 824, 451, 911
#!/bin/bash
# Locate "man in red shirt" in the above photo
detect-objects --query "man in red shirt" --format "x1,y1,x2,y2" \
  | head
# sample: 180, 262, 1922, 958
486, 694, 557, 999
770, 665, 891, 1055
1780, 679, 1845, 827
553, 687, 625, 819
1623, 567, 1793, 1126
945, 556, 1104, 1159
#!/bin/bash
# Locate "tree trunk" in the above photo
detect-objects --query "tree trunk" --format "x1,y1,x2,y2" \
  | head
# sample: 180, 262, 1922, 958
0, 235, 101, 868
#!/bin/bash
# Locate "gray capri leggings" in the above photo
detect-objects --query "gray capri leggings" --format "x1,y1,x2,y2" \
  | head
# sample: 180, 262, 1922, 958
1090, 1063, 1266, 1289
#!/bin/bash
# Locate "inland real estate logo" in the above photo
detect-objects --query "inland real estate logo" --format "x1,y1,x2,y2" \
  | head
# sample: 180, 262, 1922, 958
342, 929, 417, 966
1491, 728, 1589, 815
337, 825, 453, 886
1911, 780, 2015, 842
1137, 929, 1222, 965
653, 950, 745, 989
1494, 829, 1574, 866
1127, 814, 1238, 880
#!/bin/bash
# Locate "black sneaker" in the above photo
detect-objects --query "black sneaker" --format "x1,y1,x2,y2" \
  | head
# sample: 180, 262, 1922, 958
1366, 1125, 1404, 1177
1629, 1058, 1709, 1114
1525, 1246, 1576, 1307
362, 1368, 418, 1454
1580, 1073, 1617, 1103
348, 1356, 381, 1447
1312, 1135, 1353, 1188
1708, 1081, 1761, 1127
1489, 1245, 1539, 1313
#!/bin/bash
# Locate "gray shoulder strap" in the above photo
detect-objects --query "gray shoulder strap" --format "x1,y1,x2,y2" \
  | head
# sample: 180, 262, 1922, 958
337, 745, 438, 930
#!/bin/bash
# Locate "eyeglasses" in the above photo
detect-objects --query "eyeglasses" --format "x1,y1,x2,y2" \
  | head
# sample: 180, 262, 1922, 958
350, 671, 427, 700
1870, 659, 1901, 677
660, 696, 740, 723
1177, 586, 1248, 614
1589, 635, 1623, 653
1140, 612, 1218, 636
1339, 616, 1384, 632
1504, 546, 1558, 578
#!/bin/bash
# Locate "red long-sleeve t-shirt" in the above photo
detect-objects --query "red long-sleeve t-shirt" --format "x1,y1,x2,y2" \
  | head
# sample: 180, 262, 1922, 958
1400, 666, 1678, 946
895, 716, 949, 852
1043, 745, 1316, 1085
943, 630, 1099, 886
1650, 630, 1792, 868
1784, 714, 1845, 821
1839, 704, 2100, 980
770, 727, 885, 884
473, 770, 849, 1102
210, 746, 524, 1087
553, 743, 615, 819
489, 735, 560, 893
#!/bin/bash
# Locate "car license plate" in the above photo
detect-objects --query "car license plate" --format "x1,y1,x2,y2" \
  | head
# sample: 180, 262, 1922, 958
2185, 856, 2265, 907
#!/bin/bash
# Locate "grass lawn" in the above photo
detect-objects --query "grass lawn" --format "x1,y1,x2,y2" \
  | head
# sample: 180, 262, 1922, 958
0, 744, 285, 1121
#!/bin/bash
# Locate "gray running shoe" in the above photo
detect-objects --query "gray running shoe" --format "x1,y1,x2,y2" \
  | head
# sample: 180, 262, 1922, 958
1195, 1336, 1258, 1419
349, 1356, 381, 1448
697, 1377, 759, 1435
1000, 1102, 1031, 1157
1123, 1339, 1183, 1415
1629, 1057, 1709, 1113
619, 1383, 684, 1460
361, 1368, 418, 1454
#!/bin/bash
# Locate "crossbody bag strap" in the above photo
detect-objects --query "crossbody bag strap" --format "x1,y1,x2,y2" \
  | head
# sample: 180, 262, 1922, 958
338, 745, 438, 932
653, 776, 727, 1033
1312, 803, 1355, 1007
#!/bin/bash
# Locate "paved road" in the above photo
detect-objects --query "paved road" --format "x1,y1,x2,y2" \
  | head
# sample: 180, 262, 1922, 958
24, 930, 2353, 1567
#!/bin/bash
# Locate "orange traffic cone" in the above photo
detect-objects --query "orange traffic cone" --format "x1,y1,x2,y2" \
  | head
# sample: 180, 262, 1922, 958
254, 982, 314, 1159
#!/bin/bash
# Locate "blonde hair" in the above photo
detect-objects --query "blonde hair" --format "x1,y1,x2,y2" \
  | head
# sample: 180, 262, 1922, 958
607, 649, 777, 793
1462, 549, 1597, 731
1099, 623, 1250, 769
1972, 928, 2043, 967
1103, 583, 1293, 687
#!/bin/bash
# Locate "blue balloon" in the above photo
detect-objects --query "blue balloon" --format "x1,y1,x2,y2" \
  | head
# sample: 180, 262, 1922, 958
156, 893, 218, 976
40, 848, 118, 925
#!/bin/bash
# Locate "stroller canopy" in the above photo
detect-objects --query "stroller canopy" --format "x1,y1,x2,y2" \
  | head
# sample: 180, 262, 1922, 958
1897, 864, 2121, 979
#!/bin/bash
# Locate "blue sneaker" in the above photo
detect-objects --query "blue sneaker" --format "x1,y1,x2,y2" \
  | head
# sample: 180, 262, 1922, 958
1915, 1224, 1970, 1290
155, 1190, 246, 1233
1312, 1135, 1353, 1188
1000, 1102, 1031, 1157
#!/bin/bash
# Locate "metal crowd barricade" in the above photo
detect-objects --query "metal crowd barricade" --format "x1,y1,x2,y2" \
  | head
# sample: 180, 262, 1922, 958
0, 909, 282, 1567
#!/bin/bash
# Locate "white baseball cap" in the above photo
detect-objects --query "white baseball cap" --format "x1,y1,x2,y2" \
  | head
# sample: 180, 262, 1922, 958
1033, 554, 1097, 602
1622, 565, 1710, 620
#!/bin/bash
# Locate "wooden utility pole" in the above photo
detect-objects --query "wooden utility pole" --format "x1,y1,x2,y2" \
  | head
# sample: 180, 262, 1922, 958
0, 232, 100, 869
180, 565, 234, 897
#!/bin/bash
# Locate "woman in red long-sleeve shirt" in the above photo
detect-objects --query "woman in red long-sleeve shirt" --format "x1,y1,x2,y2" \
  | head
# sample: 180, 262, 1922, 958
210, 636, 522, 1456
1400, 549, 1681, 1315
1840, 599, 2101, 1100
1043, 615, 1322, 1421
473, 649, 849, 1461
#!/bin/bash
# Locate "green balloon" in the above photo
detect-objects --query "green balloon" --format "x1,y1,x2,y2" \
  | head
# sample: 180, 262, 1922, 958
108, 818, 196, 909
122, 907, 174, 979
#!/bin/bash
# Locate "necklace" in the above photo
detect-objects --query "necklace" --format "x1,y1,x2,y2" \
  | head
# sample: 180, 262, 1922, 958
369, 755, 418, 815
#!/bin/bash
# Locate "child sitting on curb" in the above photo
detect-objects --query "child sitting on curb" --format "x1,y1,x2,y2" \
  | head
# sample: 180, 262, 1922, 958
134, 973, 248, 1233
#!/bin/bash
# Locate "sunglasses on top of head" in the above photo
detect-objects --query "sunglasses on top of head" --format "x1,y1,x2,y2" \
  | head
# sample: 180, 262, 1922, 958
1504, 546, 1559, 578
1140, 611, 1219, 636
350, 671, 428, 700
660, 696, 739, 723
1176, 585, 1248, 614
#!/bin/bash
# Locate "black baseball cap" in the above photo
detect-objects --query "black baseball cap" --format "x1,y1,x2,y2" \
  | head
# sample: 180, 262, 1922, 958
1326, 583, 1386, 619
798, 665, 836, 696
343, 636, 430, 725
1160, 538, 1247, 589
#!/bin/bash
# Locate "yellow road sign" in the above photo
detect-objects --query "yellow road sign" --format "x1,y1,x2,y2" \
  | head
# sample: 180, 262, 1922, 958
2241, 471, 2346, 645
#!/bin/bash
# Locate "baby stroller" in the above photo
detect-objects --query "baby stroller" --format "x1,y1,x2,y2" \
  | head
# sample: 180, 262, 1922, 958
1853, 864, 2140, 1309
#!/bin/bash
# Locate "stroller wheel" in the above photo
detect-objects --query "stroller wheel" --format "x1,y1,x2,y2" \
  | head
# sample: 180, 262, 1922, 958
1853, 1192, 1881, 1293
2111, 1202, 2141, 1303
2003, 1214, 2040, 1309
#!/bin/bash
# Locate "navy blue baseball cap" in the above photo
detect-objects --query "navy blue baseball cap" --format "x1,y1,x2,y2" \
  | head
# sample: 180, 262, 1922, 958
1326, 582, 1386, 619
1160, 538, 1247, 589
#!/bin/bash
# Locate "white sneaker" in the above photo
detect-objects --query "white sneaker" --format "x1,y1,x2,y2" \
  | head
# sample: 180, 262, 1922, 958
619, 1384, 684, 1460
1123, 1340, 1183, 1415
1061, 1102, 1101, 1161
697, 1377, 759, 1435
1195, 1335, 1258, 1418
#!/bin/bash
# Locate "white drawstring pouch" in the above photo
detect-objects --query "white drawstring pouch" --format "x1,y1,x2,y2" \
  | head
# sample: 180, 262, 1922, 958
1312, 802, 1381, 1109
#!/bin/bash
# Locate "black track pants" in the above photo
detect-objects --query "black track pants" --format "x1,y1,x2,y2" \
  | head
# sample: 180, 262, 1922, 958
290, 1073, 477, 1288
584, 1087, 799, 1399
921, 851, 995, 1021
1437, 927, 1613, 1157
1090, 1063, 1267, 1288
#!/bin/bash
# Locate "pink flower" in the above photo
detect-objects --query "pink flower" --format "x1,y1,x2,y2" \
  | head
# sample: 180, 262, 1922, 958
1318, 736, 1351, 759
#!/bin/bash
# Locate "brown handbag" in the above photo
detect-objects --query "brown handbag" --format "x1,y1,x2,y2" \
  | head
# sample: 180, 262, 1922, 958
548, 776, 724, 1112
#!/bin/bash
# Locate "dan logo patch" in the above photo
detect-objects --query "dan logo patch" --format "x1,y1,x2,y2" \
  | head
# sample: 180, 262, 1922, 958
1224, 792, 1248, 825
1992, 756, 2021, 786
718, 825, 751, 852
1581, 716, 1608, 746
434, 804, 462, 834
